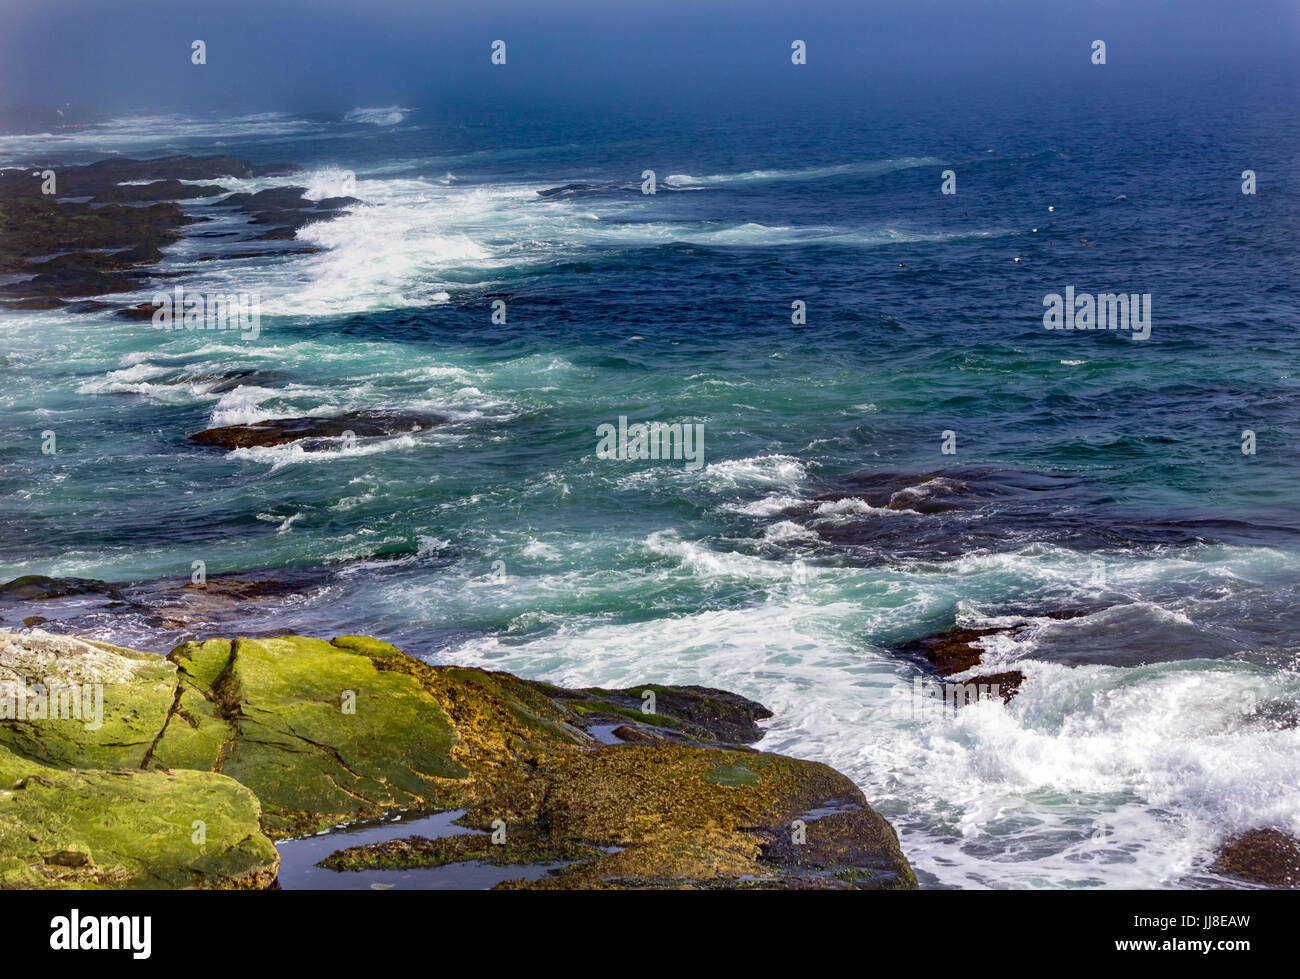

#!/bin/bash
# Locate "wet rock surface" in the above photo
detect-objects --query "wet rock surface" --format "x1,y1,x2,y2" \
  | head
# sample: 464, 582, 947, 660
207, 185, 359, 240
0, 575, 125, 603
537, 681, 774, 745
188, 409, 446, 450
1213, 829, 1300, 888
899, 624, 1026, 705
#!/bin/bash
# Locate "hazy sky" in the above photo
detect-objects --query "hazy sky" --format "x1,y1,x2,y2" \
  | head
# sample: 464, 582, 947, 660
1, 0, 1296, 115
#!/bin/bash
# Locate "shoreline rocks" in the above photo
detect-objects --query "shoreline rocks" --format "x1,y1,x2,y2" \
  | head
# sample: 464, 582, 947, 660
0, 629, 917, 890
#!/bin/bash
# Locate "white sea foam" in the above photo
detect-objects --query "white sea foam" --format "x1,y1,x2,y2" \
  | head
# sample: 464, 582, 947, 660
764, 521, 817, 542
664, 157, 944, 187
207, 387, 335, 427
228, 432, 420, 470
160, 164, 1010, 318
0, 112, 321, 163
434, 573, 1300, 889
344, 106, 413, 126
723, 493, 808, 517
701, 454, 807, 488
814, 497, 916, 517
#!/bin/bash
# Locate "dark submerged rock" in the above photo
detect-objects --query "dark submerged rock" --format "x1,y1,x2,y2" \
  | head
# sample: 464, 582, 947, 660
0, 575, 124, 602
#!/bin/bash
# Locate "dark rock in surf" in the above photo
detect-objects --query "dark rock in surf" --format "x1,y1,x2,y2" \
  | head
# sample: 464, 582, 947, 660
0, 155, 296, 203
0, 575, 125, 602
901, 627, 1002, 675
209, 186, 359, 240
188, 409, 445, 450
1214, 829, 1300, 888
535, 681, 774, 745
898, 625, 1026, 705
89, 179, 227, 204
0, 155, 317, 309
0, 296, 65, 310
965, 670, 1025, 703
0, 198, 187, 274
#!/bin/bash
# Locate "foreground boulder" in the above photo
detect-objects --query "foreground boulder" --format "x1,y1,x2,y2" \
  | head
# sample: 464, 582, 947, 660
324, 744, 914, 889
0, 630, 915, 890
458, 745, 913, 889
0, 745, 278, 889
0, 632, 277, 888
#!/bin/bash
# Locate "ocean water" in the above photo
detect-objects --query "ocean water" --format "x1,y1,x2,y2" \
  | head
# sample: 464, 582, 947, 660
1, 79, 1298, 889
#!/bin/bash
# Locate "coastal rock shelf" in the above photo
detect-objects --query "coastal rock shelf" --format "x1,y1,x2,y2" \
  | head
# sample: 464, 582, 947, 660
0, 154, 357, 312
0, 629, 916, 890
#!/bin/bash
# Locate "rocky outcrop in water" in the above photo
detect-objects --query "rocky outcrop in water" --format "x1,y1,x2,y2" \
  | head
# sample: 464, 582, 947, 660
1214, 829, 1300, 888
900, 625, 1025, 704
207, 185, 359, 240
188, 409, 445, 450
0, 155, 295, 202
0, 154, 360, 311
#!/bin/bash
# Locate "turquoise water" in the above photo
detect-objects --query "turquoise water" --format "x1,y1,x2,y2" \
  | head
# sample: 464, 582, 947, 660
1, 82, 1298, 888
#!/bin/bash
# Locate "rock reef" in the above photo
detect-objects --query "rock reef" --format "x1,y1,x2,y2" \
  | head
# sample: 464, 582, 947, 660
188, 410, 445, 451
0, 154, 362, 312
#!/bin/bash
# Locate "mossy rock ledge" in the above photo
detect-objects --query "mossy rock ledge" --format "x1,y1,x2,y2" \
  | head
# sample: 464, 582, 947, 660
0, 629, 915, 890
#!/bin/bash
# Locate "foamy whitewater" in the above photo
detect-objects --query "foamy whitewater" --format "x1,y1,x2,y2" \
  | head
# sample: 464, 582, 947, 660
1, 92, 1298, 888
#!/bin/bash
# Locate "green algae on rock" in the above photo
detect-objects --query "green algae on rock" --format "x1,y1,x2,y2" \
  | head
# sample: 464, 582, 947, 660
156, 635, 471, 835
0, 743, 279, 889
0, 631, 279, 888
318, 744, 915, 889
466, 743, 916, 890
1, 629, 916, 890
318, 831, 603, 872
